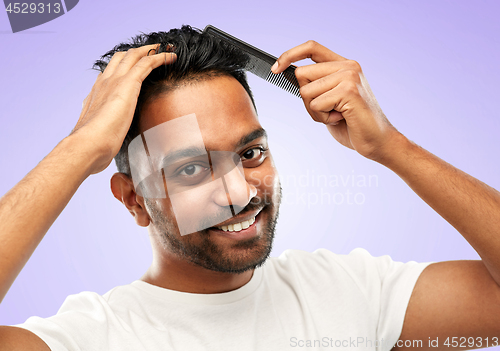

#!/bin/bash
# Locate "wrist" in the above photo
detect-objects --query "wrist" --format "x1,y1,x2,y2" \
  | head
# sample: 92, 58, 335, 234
58, 133, 110, 179
372, 131, 414, 169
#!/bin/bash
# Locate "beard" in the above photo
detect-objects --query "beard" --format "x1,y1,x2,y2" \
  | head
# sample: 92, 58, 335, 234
145, 185, 282, 274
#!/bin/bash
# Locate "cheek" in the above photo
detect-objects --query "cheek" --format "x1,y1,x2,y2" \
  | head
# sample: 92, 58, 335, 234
145, 197, 177, 232
166, 183, 232, 235
169, 189, 212, 219
148, 198, 171, 214
245, 156, 280, 195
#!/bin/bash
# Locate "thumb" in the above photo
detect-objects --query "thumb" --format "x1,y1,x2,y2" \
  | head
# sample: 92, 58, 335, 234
326, 110, 344, 125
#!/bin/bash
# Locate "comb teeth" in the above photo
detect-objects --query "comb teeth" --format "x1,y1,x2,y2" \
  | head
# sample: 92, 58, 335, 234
266, 67, 301, 98
247, 57, 301, 98
204, 25, 302, 98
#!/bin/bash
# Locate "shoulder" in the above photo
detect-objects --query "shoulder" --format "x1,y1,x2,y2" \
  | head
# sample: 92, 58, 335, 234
11, 284, 138, 351
266, 247, 388, 278
55, 286, 120, 314
54, 282, 142, 317
264, 248, 431, 297
268, 247, 426, 273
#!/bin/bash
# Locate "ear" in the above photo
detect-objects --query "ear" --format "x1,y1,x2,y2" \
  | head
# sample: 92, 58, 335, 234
110, 173, 150, 227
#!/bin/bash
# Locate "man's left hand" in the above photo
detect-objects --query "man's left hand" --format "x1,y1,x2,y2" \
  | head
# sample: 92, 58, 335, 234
272, 40, 401, 163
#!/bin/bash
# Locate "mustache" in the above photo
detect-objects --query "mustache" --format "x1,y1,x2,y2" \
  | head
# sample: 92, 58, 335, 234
231, 198, 264, 216
198, 194, 272, 233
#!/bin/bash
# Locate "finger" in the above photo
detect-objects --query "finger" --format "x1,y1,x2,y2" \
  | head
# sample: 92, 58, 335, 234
294, 60, 361, 86
113, 43, 163, 76
100, 51, 127, 78
80, 70, 105, 116
298, 68, 360, 124
81, 94, 90, 116
102, 44, 163, 78
82, 95, 89, 109
125, 51, 177, 84
300, 69, 360, 103
79, 87, 95, 122
326, 120, 354, 149
271, 40, 346, 74
309, 80, 360, 125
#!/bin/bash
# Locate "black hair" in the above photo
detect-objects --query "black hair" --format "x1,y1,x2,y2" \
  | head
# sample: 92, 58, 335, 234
92, 25, 256, 176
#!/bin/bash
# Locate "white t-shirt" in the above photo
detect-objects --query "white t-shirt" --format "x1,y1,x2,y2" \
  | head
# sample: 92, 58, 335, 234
13, 248, 433, 351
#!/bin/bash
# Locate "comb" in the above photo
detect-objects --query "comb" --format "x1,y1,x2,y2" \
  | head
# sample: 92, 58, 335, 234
203, 25, 301, 98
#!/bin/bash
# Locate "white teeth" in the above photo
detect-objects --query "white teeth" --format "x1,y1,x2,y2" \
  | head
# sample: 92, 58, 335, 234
217, 216, 256, 232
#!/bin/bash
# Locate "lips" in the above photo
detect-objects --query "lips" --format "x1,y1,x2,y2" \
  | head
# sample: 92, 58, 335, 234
208, 210, 262, 241
211, 206, 262, 228
216, 216, 256, 232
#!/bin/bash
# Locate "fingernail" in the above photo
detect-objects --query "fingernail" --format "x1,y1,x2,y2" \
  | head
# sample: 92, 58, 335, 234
271, 61, 278, 73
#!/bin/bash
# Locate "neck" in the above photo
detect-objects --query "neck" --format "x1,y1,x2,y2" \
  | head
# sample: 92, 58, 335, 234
141, 254, 254, 294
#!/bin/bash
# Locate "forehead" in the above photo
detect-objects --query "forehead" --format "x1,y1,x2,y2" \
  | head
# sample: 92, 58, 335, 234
139, 75, 261, 150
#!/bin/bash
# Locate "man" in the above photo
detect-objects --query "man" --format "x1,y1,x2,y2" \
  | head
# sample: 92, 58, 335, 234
0, 25, 499, 350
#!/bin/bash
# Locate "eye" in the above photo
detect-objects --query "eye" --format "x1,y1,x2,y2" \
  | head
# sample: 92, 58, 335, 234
240, 146, 268, 168
242, 147, 265, 161
178, 164, 208, 177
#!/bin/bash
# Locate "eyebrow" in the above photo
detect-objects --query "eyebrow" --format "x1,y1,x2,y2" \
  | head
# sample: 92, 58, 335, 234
159, 146, 207, 168
158, 127, 268, 167
235, 127, 267, 149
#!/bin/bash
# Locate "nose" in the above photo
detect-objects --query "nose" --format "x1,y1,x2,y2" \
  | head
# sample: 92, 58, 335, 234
223, 166, 257, 209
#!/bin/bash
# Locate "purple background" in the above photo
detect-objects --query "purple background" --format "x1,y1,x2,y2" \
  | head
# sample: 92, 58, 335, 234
1, 0, 499, 345
5, 0, 65, 33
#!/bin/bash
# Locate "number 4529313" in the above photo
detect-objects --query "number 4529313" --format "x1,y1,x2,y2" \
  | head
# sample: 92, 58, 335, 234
5, 2, 61, 14
443, 337, 499, 348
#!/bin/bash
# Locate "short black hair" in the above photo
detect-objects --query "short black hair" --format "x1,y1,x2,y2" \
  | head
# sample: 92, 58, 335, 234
92, 25, 256, 176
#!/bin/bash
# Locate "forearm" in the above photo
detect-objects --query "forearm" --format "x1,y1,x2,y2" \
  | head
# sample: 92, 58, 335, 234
0, 134, 97, 303
0, 44, 171, 306
381, 133, 500, 285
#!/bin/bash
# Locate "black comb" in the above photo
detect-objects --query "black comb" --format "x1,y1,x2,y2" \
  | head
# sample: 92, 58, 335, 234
203, 25, 301, 98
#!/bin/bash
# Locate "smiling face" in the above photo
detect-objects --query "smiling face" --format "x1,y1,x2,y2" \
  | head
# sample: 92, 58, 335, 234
137, 74, 282, 274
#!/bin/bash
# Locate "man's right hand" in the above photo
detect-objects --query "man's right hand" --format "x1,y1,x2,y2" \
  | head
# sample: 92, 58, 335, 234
71, 44, 176, 175
0, 44, 175, 316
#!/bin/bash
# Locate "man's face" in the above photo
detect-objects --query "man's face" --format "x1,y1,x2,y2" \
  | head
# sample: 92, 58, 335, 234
138, 75, 281, 274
